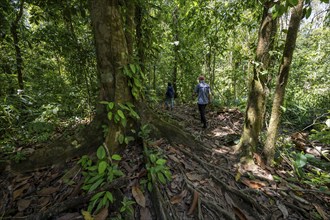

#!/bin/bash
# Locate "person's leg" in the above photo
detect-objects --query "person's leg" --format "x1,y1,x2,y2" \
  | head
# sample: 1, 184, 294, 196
198, 104, 207, 127
170, 98, 174, 110
165, 98, 169, 110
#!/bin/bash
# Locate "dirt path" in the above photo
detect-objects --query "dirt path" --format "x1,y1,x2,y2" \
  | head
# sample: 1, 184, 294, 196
0, 104, 329, 219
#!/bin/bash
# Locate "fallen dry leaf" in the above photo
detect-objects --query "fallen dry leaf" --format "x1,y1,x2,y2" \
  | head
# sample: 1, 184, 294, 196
94, 207, 108, 220
17, 199, 31, 212
140, 207, 152, 220
132, 185, 146, 208
13, 184, 30, 200
240, 178, 266, 189
37, 187, 58, 196
170, 189, 187, 204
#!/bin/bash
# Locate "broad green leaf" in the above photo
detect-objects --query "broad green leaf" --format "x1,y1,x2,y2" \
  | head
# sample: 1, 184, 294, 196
113, 169, 124, 177
98, 161, 108, 174
118, 103, 129, 110
117, 110, 125, 119
163, 170, 172, 181
149, 154, 157, 163
118, 134, 124, 144
287, 0, 298, 6
112, 154, 122, 161
97, 146, 106, 160
91, 191, 105, 202
87, 174, 103, 184
295, 154, 307, 168
107, 112, 113, 121
129, 64, 136, 73
108, 102, 114, 110
106, 191, 114, 202
114, 114, 120, 123
121, 117, 127, 127
157, 172, 166, 184
156, 158, 166, 165
88, 178, 104, 192
305, 7, 312, 19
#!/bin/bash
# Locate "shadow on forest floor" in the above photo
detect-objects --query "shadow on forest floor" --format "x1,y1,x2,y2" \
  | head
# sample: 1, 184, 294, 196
0, 103, 329, 219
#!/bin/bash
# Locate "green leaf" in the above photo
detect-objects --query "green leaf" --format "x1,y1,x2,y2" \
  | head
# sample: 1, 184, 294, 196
156, 159, 166, 165
149, 154, 157, 163
100, 101, 109, 105
108, 102, 115, 110
88, 178, 104, 192
124, 136, 135, 144
106, 191, 114, 203
117, 110, 125, 119
305, 7, 312, 19
98, 161, 108, 174
163, 170, 172, 181
114, 114, 120, 123
97, 146, 106, 160
113, 169, 124, 177
287, 0, 298, 6
320, 0, 329, 3
107, 112, 113, 121
121, 117, 127, 127
157, 172, 166, 184
118, 103, 129, 110
129, 64, 136, 74
295, 154, 307, 168
91, 191, 105, 202
118, 134, 124, 144
112, 154, 122, 161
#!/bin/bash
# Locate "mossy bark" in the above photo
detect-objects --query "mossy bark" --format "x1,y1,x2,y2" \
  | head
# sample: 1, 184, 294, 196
264, 0, 304, 165
90, 0, 135, 154
235, 1, 277, 164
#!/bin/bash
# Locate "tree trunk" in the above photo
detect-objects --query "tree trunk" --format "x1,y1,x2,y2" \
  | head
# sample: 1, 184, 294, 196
172, 6, 179, 98
90, 0, 134, 154
125, 0, 135, 59
235, 1, 277, 164
10, 0, 25, 90
135, 5, 145, 74
264, 0, 304, 165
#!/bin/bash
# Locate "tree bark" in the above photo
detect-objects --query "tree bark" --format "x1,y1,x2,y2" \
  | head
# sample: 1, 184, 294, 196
235, 1, 277, 164
90, 0, 134, 153
172, 6, 179, 98
10, 0, 25, 90
264, 0, 304, 165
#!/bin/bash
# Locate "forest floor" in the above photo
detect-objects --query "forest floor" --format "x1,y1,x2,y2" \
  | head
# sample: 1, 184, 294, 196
0, 104, 329, 220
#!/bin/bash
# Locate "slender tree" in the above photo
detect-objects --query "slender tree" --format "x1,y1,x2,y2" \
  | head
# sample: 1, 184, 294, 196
264, 0, 304, 165
234, 0, 278, 164
10, 0, 25, 90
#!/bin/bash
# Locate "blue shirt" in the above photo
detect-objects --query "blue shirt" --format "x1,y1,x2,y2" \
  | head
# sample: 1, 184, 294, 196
194, 81, 210, 104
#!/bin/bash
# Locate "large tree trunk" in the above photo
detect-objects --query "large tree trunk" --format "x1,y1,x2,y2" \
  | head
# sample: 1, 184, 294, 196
234, 1, 277, 164
10, 0, 25, 90
90, 0, 134, 153
264, 0, 304, 165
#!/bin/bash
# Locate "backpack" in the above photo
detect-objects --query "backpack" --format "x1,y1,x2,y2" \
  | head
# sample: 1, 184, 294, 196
166, 86, 174, 98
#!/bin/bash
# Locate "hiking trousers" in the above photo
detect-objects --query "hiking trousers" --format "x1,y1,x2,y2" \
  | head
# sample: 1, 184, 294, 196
198, 104, 207, 127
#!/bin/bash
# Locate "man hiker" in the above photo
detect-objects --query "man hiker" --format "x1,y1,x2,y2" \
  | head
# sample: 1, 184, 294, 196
194, 76, 211, 128
165, 82, 175, 110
